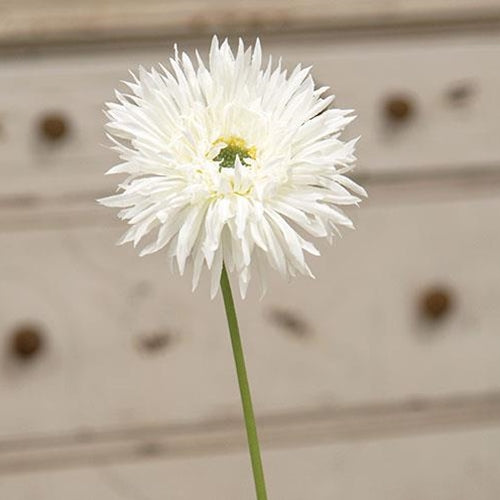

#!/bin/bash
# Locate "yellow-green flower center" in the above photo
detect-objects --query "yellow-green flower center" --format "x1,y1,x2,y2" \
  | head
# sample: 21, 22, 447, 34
213, 136, 256, 169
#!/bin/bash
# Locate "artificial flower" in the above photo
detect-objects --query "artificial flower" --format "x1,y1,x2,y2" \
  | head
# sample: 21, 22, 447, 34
100, 36, 365, 298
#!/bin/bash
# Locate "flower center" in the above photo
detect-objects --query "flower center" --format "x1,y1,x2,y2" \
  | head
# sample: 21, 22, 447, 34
213, 136, 256, 169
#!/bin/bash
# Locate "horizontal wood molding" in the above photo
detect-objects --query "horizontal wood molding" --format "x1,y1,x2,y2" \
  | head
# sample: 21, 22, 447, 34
1, 1, 500, 46
0, 392, 499, 475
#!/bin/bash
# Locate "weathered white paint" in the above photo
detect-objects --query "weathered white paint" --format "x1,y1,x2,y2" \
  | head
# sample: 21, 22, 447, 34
1, 194, 499, 440
1, 427, 499, 500
1, 31, 499, 204
0, 0, 499, 45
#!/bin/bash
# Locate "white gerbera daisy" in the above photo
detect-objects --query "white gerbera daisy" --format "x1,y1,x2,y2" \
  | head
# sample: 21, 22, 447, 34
100, 36, 366, 298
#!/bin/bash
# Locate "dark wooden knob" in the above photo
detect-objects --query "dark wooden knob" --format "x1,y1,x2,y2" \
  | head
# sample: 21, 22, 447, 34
40, 113, 68, 141
385, 96, 414, 122
10, 326, 45, 360
420, 287, 453, 321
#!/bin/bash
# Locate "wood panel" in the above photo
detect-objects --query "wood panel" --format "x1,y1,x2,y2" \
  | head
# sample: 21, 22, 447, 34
0, 393, 498, 475
1, 0, 500, 46
1, 31, 500, 203
1, 192, 499, 439
1, 427, 499, 499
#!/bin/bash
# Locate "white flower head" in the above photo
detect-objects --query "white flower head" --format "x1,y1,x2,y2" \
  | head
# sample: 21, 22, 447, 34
100, 36, 366, 298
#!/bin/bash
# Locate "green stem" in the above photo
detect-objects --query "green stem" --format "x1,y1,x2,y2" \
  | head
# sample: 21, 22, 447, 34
220, 265, 268, 500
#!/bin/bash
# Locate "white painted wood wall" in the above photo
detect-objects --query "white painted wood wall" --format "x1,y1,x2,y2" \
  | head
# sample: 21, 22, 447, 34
1, 1, 499, 498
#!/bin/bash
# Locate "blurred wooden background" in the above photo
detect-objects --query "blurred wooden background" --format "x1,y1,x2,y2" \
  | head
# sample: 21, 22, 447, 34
2, 0, 500, 45
1, 1, 500, 498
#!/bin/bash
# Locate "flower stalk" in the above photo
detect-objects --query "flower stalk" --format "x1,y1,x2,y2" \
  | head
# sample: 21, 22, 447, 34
220, 265, 268, 500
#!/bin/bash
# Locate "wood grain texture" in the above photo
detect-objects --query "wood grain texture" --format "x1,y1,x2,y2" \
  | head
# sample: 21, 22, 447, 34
1, 193, 499, 439
1, 0, 500, 46
1, 31, 500, 203
1, 427, 500, 499
0, 393, 499, 475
